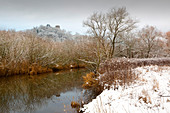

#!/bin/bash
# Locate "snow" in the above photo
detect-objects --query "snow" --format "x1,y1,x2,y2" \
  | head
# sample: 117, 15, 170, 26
81, 66, 170, 113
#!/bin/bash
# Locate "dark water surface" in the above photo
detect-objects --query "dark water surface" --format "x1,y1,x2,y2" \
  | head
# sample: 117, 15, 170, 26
0, 69, 88, 113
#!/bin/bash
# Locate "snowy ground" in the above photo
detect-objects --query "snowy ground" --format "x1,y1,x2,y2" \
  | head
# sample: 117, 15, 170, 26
81, 66, 170, 113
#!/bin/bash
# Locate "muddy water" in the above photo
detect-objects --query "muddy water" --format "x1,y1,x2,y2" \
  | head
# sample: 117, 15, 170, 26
0, 69, 89, 113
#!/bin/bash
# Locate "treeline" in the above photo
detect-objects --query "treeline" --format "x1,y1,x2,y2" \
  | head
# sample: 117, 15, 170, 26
0, 7, 169, 76
0, 31, 92, 76
0, 28, 169, 76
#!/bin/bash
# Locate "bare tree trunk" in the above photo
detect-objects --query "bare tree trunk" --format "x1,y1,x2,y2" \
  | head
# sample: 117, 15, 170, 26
146, 47, 151, 58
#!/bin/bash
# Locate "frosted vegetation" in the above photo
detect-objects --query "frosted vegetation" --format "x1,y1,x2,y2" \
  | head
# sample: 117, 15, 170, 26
0, 7, 169, 77
81, 58, 170, 113
82, 65, 170, 113
30, 24, 72, 42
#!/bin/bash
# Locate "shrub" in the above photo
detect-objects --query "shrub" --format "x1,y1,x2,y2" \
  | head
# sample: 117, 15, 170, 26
0, 30, 99, 76
82, 72, 99, 89
98, 58, 170, 89
0, 30, 60, 76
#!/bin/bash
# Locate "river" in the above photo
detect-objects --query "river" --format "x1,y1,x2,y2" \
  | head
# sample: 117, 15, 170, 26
0, 69, 89, 113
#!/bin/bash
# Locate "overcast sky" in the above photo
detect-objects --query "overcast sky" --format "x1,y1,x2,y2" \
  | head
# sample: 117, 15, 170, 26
0, 0, 169, 34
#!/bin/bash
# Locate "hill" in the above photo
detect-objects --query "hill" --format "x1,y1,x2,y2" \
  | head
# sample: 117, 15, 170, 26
29, 24, 72, 41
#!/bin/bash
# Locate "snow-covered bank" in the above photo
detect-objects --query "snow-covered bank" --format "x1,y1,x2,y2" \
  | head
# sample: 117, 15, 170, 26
81, 66, 170, 113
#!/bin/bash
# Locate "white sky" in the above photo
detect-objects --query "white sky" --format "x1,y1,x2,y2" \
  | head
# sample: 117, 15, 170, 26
0, 0, 169, 34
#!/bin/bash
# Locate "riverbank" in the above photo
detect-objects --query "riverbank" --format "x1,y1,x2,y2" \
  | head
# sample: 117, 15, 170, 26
0, 62, 86, 77
81, 65, 170, 113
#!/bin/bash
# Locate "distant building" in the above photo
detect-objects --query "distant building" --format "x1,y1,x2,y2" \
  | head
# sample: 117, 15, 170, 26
55, 25, 60, 29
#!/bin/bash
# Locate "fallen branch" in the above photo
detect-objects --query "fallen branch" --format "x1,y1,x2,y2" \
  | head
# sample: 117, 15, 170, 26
78, 59, 97, 65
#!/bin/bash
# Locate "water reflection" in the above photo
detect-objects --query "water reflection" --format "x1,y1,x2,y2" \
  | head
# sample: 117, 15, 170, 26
0, 69, 88, 113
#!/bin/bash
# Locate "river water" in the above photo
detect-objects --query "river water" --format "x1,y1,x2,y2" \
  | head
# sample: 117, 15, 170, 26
0, 69, 89, 113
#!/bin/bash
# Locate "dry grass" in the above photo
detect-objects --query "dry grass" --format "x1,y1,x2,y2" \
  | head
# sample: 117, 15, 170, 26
82, 72, 99, 89
152, 79, 159, 91
139, 89, 152, 104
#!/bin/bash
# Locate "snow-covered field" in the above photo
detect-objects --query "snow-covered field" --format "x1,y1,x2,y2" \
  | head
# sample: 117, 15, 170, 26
81, 66, 170, 113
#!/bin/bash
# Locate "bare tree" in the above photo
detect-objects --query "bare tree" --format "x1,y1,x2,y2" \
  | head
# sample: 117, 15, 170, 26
83, 12, 109, 57
165, 31, 170, 56
83, 12, 109, 69
83, 7, 137, 59
166, 31, 170, 47
119, 32, 137, 58
107, 7, 137, 58
138, 26, 162, 58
